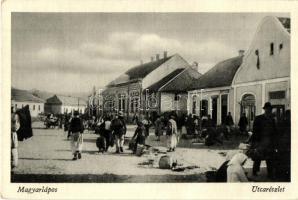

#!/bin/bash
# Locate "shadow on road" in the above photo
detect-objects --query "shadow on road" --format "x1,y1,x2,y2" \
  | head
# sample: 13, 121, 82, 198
11, 173, 206, 183
19, 157, 72, 161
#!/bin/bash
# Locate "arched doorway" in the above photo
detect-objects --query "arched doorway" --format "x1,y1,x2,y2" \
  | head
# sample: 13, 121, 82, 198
240, 94, 256, 130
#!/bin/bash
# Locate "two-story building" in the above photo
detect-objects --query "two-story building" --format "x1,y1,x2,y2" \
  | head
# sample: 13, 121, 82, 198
102, 52, 192, 119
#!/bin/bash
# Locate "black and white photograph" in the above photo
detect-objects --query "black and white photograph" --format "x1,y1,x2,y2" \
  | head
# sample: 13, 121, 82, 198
2, 1, 298, 198
9, 12, 291, 184
11, 13, 291, 183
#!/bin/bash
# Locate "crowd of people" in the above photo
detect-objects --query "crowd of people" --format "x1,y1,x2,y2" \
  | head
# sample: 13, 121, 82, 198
11, 101, 291, 182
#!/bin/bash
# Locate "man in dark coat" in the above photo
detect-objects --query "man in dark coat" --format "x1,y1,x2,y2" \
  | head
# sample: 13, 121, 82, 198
225, 112, 234, 134
69, 111, 84, 160
111, 112, 126, 153
238, 113, 248, 135
275, 109, 291, 181
250, 102, 277, 179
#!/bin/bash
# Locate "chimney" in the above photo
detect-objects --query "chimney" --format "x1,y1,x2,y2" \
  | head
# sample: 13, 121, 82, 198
238, 50, 245, 56
150, 56, 154, 62
192, 61, 198, 71
163, 51, 167, 59
156, 54, 160, 61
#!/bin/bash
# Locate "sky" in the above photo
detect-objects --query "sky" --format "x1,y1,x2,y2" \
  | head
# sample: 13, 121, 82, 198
12, 12, 289, 95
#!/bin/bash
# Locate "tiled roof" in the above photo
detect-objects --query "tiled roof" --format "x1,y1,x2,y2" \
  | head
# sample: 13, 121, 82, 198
145, 68, 185, 92
46, 95, 87, 106
278, 17, 290, 33
159, 67, 202, 93
107, 56, 172, 87
126, 56, 172, 80
189, 56, 243, 91
11, 88, 45, 103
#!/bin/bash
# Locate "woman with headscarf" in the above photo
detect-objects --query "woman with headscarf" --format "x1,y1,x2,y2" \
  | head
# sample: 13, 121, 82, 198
132, 121, 146, 154
227, 153, 249, 182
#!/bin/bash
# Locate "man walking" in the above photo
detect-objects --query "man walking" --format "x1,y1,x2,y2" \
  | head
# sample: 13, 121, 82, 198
69, 111, 84, 160
111, 112, 126, 153
250, 102, 277, 179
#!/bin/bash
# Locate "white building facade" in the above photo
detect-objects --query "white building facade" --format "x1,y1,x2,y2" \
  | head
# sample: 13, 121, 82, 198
232, 16, 290, 128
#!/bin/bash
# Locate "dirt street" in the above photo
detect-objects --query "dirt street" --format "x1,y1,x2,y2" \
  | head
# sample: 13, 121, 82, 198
12, 122, 268, 182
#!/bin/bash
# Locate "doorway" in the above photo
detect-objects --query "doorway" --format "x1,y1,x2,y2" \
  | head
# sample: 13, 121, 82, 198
240, 94, 256, 130
212, 97, 218, 125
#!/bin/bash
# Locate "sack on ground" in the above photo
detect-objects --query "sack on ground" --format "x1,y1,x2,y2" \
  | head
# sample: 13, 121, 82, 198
159, 155, 173, 169
136, 144, 145, 156
129, 139, 135, 150
96, 136, 106, 152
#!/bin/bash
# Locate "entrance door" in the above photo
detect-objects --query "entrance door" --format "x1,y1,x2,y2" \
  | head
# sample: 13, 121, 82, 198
212, 97, 218, 125
272, 104, 285, 122
241, 94, 256, 130
221, 94, 228, 124
200, 100, 208, 117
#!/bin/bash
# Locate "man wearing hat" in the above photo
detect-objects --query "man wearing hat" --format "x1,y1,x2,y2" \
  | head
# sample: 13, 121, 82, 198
250, 102, 277, 179
69, 110, 84, 160
111, 111, 126, 153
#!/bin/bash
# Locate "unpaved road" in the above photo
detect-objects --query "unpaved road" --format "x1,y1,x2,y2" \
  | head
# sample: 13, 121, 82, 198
12, 122, 268, 182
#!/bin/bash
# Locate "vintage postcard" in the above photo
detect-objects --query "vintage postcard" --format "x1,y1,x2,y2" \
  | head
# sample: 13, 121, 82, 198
1, 0, 298, 199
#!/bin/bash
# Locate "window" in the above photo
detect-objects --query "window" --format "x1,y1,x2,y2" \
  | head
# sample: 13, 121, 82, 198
270, 43, 274, 55
118, 94, 126, 111
130, 97, 139, 112
192, 96, 197, 114
38, 105, 40, 111
15, 104, 17, 109
33, 105, 35, 110
279, 43, 283, 51
255, 49, 260, 69
174, 94, 180, 101
269, 91, 286, 99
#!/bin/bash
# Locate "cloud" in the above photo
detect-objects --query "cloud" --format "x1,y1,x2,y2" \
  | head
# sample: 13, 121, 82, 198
12, 31, 239, 92
79, 32, 237, 65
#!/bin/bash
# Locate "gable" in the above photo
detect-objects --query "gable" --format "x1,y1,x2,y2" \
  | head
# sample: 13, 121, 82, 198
142, 54, 190, 89
233, 16, 290, 85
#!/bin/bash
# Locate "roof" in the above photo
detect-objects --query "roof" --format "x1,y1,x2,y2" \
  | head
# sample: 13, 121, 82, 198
278, 17, 290, 33
107, 56, 172, 87
189, 56, 243, 90
30, 89, 54, 100
145, 68, 185, 92
11, 88, 45, 103
159, 67, 202, 93
46, 95, 87, 106
126, 56, 172, 79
